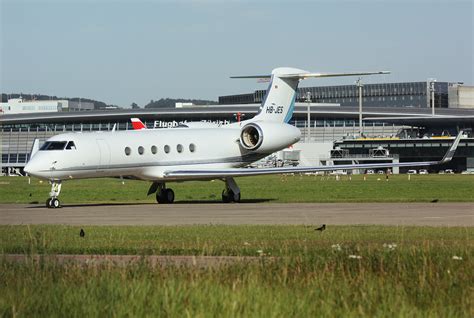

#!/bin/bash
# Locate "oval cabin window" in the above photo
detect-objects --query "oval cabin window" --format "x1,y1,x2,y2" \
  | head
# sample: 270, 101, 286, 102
125, 147, 131, 156
189, 143, 196, 152
138, 146, 144, 155
164, 145, 170, 154
177, 144, 183, 153
151, 145, 157, 154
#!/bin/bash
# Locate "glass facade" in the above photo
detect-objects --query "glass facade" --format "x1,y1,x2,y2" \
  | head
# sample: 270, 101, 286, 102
219, 81, 453, 108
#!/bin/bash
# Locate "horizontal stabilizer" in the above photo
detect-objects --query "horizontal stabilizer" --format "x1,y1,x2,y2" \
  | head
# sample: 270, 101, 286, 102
280, 71, 390, 79
231, 71, 390, 80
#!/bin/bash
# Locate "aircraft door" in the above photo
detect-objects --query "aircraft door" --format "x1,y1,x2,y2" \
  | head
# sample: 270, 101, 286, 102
96, 139, 111, 172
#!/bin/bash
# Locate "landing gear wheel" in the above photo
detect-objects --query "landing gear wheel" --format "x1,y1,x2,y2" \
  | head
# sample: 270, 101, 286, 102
165, 189, 175, 203
156, 188, 175, 204
46, 198, 60, 208
222, 190, 240, 203
51, 198, 61, 208
232, 192, 241, 203
222, 190, 232, 203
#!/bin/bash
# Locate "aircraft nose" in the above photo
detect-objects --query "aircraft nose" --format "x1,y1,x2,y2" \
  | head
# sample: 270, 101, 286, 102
24, 161, 34, 176
24, 158, 41, 178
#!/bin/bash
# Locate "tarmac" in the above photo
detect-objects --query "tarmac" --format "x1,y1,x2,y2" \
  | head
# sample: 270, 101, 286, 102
0, 202, 473, 226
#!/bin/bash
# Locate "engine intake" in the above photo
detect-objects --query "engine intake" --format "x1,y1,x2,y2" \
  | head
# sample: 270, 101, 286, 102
240, 123, 263, 150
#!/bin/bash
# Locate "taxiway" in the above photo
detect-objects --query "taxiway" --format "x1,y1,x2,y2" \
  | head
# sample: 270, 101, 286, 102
0, 203, 472, 226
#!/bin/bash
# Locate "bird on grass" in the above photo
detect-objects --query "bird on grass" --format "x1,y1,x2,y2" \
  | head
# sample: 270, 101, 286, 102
79, 229, 85, 237
315, 224, 326, 232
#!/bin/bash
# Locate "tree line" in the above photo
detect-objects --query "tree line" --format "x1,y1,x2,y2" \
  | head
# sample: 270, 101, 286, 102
1, 94, 218, 109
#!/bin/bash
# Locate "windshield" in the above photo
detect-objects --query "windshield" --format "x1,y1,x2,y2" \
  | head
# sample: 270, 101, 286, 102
40, 141, 67, 151
65, 141, 76, 150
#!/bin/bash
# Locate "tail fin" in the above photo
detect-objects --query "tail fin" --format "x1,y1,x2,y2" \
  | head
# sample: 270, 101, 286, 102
232, 67, 390, 123
131, 118, 146, 130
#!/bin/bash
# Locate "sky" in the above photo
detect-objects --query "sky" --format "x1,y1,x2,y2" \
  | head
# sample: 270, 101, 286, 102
1, 0, 473, 107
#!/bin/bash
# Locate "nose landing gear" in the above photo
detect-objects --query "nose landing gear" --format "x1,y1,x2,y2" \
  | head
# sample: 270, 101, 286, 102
46, 181, 62, 208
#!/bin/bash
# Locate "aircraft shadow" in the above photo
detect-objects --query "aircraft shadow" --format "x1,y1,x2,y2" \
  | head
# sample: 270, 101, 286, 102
27, 202, 156, 209
173, 198, 275, 204
27, 198, 275, 208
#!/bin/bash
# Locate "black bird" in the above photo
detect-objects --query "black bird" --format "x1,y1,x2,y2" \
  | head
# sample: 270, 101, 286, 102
431, 199, 439, 203
80, 229, 85, 237
315, 224, 326, 232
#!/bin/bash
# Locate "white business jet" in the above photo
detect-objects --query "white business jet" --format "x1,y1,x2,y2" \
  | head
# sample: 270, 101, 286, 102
24, 67, 462, 208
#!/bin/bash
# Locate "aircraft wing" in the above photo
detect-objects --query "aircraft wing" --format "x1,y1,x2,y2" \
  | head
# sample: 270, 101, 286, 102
164, 132, 463, 179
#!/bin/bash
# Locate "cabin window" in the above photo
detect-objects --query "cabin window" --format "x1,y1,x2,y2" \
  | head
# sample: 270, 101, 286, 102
65, 141, 76, 150
138, 146, 144, 155
189, 143, 196, 152
164, 145, 170, 154
40, 141, 67, 151
151, 145, 157, 154
125, 147, 131, 156
177, 144, 183, 153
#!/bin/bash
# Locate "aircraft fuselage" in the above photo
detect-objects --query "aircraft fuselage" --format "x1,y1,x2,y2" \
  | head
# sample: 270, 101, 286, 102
26, 123, 299, 181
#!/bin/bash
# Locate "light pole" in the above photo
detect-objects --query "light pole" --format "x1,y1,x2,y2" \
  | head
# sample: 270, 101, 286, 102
305, 91, 312, 142
429, 79, 436, 116
356, 78, 364, 136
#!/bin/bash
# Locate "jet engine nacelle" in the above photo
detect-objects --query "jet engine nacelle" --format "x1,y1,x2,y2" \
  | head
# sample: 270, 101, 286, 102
239, 122, 301, 153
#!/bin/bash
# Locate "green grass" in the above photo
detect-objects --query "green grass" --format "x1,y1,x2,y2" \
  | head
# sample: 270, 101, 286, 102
1, 174, 473, 204
1, 225, 473, 316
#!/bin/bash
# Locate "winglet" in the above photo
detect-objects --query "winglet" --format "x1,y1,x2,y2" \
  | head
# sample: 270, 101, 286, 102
439, 131, 463, 164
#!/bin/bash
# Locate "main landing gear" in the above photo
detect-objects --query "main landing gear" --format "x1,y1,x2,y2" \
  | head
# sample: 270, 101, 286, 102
221, 177, 241, 203
147, 177, 241, 204
46, 181, 62, 208
147, 182, 175, 204
156, 187, 175, 204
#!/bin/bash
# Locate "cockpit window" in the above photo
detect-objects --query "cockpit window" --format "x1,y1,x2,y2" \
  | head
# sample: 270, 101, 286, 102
66, 141, 76, 150
40, 141, 67, 151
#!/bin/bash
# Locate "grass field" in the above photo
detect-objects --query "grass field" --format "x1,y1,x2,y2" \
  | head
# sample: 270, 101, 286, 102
1, 225, 473, 316
1, 174, 473, 204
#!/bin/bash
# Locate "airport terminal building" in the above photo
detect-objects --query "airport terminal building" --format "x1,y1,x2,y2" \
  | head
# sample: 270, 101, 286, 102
1, 81, 474, 175
220, 81, 473, 109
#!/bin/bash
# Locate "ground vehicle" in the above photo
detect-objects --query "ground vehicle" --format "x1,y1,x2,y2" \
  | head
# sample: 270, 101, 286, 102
419, 169, 428, 174
407, 169, 417, 174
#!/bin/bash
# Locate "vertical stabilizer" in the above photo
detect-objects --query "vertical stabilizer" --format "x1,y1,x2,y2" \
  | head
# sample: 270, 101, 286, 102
252, 67, 305, 123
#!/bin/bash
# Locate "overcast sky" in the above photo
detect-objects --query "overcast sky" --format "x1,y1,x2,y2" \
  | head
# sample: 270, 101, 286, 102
1, 0, 473, 107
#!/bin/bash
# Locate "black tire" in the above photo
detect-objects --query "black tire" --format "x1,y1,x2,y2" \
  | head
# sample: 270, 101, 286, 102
222, 189, 233, 203
233, 192, 241, 203
156, 190, 166, 204
156, 189, 175, 204
165, 189, 175, 203
46, 198, 53, 208
51, 198, 61, 208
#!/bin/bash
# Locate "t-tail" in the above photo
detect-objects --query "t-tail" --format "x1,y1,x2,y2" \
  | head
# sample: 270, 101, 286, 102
232, 67, 390, 123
